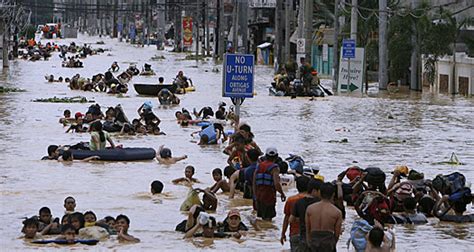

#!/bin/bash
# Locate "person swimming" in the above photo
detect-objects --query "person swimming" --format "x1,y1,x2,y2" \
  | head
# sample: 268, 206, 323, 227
156, 145, 187, 165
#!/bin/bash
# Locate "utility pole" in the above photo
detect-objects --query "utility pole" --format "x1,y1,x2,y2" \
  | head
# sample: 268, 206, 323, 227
350, 0, 358, 40
96, 0, 100, 36
333, 0, 340, 91
145, 0, 150, 45
174, 1, 182, 51
304, 0, 313, 61
215, 0, 220, 58
378, 0, 388, 90
296, 0, 304, 67
275, 0, 282, 70
204, 1, 210, 56
219, 0, 225, 58
239, 0, 248, 53
410, 0, 419, 91
2, 19, 9, 68
232, 0, 239, 53
201, 0, 206, 56
157, 0, 165, 49
196, 0, 200, 57
113, 0, 118, 37
83, 0, 88, 33
284, 0, 292, 62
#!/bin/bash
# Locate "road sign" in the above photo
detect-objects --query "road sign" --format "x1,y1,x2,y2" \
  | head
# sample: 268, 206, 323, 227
297, 38, 305, 53
341, 83, 359, 92
342, 39, 356, 59
338, 47, 365, 92
223, 54, 255, 98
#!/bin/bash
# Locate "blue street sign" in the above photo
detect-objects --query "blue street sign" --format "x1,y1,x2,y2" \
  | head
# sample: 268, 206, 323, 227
342, 39, 356, 59
223, 54, 255, 98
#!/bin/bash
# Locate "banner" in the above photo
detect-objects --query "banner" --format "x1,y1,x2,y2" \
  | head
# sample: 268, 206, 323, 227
182, 16, 193, 47
249, 0, 276, 8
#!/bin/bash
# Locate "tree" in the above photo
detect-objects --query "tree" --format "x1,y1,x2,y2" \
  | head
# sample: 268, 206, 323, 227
312, 0, 335, 29
388, 14, 412, 82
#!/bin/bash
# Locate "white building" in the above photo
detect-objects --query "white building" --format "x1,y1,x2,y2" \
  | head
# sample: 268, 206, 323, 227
422, 53, 474, 96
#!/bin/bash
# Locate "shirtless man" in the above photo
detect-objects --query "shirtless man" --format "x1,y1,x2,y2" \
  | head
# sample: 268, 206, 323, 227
156, 145, 187, 165
305, 182, 343, 252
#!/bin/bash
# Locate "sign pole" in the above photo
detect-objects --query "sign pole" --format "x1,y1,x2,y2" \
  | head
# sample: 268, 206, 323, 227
347, 58, 351, 92
234, 98, 241, 131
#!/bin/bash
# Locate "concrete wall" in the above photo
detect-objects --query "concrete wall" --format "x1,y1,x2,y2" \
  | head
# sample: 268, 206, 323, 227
422, 53, 474, 96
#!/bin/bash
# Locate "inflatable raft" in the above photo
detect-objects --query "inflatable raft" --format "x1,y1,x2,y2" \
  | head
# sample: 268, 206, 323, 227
32, 239, 99, 245
139, 70, 156, 76
134, 83, 177, 96
176, 86, 196, 94
268, 86, 324, 97
71, 148, 156, 161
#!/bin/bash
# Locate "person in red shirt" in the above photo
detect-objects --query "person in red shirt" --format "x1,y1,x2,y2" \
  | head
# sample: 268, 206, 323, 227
253, 147, 286, 221
281, 176, 310, 251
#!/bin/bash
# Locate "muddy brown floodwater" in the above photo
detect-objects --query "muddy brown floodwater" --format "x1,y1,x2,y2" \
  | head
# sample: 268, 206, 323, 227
0, 34, 473, 251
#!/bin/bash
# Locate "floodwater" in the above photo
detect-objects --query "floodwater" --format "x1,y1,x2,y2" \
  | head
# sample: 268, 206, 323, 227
1, 34, 473, 251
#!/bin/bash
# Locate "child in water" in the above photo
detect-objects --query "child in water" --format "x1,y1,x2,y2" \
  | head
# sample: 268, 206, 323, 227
59, 109, 74, 124
63, 196, 76, 214
56, 224, 76, 244
84, 211, 98, 227
172, 166, 200, 185
21, 217, 43, 240
208, 168, 230, 193
57, 150, 100, 162
116, 215, 140, 243
156, 145, 187, 165
151, 180, 164, 194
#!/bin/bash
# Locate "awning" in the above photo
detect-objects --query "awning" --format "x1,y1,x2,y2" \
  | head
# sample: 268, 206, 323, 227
257, 42, 272, 49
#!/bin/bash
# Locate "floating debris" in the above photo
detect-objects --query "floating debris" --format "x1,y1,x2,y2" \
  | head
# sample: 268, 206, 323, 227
328, 138, 348, 143
0, 86, 26, 93
432, 152, 465, 165
32, 96, 94, 103
374, 137, 406, 144
151, 55, 166, 61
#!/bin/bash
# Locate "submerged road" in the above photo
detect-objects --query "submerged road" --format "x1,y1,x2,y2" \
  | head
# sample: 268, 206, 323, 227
0, 34, 473, 250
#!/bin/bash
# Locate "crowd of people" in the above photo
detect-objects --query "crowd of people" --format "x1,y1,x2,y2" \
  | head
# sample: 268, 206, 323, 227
46, 63, 138, 93
32, 37, 473, 250
273, 57, 326, 97
16, 39, 105, 64
161, 143, 473, 251
21, 196, 139, 244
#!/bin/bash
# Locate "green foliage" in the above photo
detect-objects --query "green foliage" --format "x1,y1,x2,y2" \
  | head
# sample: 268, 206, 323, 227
0, 86, 26, 93
32, 96, 94, 103
355, 0, 379, 71
388, 15, 413, 81
463, 35, 474, 57
420, 13, 456, 58
312, 0, 335, 28
19, 25, 36, 40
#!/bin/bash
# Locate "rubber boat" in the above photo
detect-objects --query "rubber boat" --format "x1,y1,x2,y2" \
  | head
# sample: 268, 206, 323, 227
32, 239, 99, 245
134, 83, 177, 96
268, 86, 325, 97
176, 86, 196, 93
71, 147, 156, 161
139, 70, 156, 76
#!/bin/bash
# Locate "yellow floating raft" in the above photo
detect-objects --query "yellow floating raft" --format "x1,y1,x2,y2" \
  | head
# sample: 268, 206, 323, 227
176, 86, 196, 93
